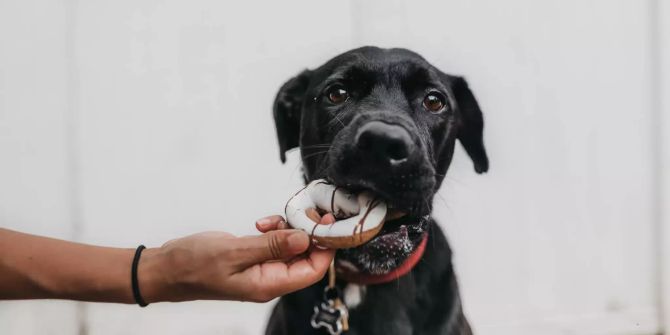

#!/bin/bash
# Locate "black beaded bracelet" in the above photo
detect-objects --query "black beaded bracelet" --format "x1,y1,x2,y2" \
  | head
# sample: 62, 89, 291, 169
131, 245, 149, 307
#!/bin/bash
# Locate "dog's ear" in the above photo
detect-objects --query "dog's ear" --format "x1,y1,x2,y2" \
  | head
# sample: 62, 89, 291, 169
273, 70, 312, 163
452, 76, 489, 173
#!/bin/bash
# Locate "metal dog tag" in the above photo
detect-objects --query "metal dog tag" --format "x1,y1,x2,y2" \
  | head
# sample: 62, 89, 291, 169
311, 261, 349, 334
311, 298, 348, 335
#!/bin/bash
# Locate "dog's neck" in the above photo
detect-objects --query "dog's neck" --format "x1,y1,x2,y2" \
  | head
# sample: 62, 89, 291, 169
335, 214, 429, 285
336, 233, 428, 285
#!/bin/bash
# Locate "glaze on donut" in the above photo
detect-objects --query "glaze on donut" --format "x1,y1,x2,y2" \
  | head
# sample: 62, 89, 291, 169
284, 179, 388, 249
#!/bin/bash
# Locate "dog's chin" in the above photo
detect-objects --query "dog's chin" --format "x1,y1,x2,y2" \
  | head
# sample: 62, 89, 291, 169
336, 215, 429, 274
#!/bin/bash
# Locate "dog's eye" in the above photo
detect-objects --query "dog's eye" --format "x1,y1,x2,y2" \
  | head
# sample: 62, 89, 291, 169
423, 92, 446, 113
326, 86, 349, 104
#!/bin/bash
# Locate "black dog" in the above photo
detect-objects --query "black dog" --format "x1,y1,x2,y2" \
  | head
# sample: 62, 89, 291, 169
267, 46, 488, 335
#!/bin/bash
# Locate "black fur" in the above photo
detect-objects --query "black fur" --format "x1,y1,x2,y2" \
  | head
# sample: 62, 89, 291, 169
268, 46, 487, 335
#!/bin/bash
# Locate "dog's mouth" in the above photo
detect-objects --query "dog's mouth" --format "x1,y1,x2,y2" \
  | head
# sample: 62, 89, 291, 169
328, 180, 431, 275
326, 176, 434, 217
336, 212, 429, 275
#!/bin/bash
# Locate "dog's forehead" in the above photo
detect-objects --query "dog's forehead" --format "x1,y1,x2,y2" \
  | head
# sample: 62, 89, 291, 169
343, 47, 426, 65
316, 47, 434, 80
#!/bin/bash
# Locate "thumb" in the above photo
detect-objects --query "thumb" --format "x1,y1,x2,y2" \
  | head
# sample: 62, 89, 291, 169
233, 229, 310, 268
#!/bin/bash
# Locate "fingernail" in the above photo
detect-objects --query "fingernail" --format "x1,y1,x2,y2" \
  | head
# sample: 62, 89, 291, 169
256, 218, 271, 227
319, 213, 336, 225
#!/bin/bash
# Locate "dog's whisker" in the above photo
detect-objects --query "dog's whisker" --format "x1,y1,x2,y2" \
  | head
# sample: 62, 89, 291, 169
314, 161, 335, 182
299, 144, 333, 150
423, 196, 432, 214
286, 150, 328, 184
325, 115, 346, 132
443, 175, 466, 187
333, 114, 346, 129
301, 150, 330, 161
435, 192, 450, 209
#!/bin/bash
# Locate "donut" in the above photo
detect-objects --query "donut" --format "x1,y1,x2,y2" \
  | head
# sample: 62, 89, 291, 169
284, 179, 388, 249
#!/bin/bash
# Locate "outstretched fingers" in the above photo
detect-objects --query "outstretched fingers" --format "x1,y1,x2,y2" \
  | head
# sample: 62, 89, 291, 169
236, 248, 335, 302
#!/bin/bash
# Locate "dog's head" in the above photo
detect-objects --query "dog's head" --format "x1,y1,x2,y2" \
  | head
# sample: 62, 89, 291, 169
273, 46, 488, 274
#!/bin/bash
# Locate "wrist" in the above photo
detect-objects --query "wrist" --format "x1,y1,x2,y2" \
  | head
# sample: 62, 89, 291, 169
137, 247, 172, 304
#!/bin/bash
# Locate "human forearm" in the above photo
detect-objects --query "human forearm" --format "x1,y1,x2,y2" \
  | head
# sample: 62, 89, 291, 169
0, 228, 136, 303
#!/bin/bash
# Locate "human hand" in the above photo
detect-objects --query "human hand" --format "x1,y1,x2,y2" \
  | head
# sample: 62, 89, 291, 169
138, 215, 335, 303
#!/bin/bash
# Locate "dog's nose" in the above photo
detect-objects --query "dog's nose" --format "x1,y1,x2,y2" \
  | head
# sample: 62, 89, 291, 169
355, 121, 413, 165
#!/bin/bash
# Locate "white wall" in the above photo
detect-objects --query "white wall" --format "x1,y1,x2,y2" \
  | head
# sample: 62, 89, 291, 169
0, 1, 666, 334
659, 0, 670, 332
0, 1, 80, 334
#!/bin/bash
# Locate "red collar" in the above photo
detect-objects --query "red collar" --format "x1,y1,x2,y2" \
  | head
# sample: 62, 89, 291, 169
336, 233, 428, 285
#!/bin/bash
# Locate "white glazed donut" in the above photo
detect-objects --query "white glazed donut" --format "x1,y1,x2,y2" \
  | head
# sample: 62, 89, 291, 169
284, 179, 388, 249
